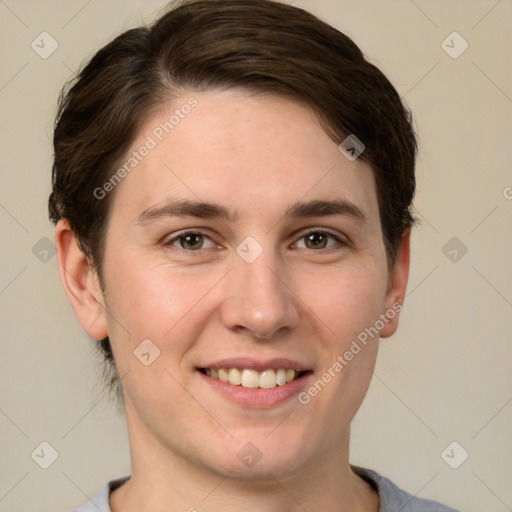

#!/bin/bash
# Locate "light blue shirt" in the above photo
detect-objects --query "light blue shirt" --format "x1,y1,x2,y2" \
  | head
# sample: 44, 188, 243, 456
73, 465, 460, 511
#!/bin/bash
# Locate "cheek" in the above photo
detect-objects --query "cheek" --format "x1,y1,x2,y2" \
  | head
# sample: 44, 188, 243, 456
101, 259, 222, 364
305, 258, 389, 344
302, 264, 386, 405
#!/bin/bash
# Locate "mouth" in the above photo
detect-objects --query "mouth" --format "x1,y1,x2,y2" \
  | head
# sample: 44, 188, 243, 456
198, 367, 310, 389
196, 358, 313, 407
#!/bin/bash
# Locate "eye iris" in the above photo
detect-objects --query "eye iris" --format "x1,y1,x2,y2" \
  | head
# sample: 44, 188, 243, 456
306, 232, 327, 249
176, 232, 332, 250
181, 233, 203, 250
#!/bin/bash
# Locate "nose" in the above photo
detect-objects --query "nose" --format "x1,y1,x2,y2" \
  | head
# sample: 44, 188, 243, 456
219, 249, 301, 340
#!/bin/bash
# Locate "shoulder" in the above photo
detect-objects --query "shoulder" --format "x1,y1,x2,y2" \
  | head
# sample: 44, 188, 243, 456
351, 465, 461, 512
72, 477, 129, 512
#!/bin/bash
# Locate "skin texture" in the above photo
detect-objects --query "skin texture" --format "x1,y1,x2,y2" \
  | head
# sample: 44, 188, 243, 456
55, 89, 410, 512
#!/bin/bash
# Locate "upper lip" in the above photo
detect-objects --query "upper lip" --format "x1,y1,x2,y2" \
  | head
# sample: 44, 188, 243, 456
198, 357, 311, 373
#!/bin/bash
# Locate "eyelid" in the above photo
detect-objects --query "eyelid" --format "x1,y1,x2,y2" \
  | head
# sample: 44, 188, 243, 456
164, 229, 218, 249
291, 227, 348, 249
163, 227, 348, 252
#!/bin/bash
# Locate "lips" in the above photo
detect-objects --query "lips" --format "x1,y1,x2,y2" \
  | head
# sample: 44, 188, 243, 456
197, 357, 312, 390
197, 362, 313, 408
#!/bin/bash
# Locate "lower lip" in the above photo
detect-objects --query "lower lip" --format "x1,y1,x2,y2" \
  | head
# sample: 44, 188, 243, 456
198, 371, 312, 408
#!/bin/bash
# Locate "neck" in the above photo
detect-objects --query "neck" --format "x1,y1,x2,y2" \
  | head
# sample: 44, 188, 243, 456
110, 409, 379, 512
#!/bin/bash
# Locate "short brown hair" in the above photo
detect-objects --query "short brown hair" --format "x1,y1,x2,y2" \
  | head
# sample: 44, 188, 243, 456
49, 0, 417, 397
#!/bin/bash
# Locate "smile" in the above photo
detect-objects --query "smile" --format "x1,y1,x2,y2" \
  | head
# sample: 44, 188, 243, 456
200, 368, 307, 389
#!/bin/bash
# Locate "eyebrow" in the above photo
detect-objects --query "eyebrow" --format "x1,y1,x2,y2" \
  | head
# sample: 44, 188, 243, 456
136, 198, 368, 226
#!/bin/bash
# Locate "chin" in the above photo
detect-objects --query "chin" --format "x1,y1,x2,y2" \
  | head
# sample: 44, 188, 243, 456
196, 429, 318, 482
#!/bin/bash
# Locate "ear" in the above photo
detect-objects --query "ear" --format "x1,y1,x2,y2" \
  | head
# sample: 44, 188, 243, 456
54, 219, 109, 340
379, 228, 411, 339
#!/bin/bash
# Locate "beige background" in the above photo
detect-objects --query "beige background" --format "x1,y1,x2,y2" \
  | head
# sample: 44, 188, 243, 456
1, 0, 511, 511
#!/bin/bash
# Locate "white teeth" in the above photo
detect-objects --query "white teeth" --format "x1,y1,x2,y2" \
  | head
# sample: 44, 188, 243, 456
228, 368, 242, 385
259, 369, 277, 389
203, 367, 302, 388
241, 369, 260, 388
276, 368, 287, 386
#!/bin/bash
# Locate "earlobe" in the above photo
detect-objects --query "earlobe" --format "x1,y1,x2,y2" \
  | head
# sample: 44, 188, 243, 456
54, 219, 109, 340
380, 228, 411, 339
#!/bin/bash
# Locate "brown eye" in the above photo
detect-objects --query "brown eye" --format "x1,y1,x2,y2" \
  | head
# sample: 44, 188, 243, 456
166, 231, 215, 251
305, 232, 328, 249
179, 233, 204, 250
294, 230, 344, 250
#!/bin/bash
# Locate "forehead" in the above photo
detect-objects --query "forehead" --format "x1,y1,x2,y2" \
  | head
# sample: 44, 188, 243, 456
108, 89, 379, 227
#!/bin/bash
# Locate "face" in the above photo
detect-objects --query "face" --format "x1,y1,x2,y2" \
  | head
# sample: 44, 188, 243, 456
86, 90, 406, 480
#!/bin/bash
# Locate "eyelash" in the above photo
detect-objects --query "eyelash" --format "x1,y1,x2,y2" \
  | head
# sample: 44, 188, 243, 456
164, 228, 347, 253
